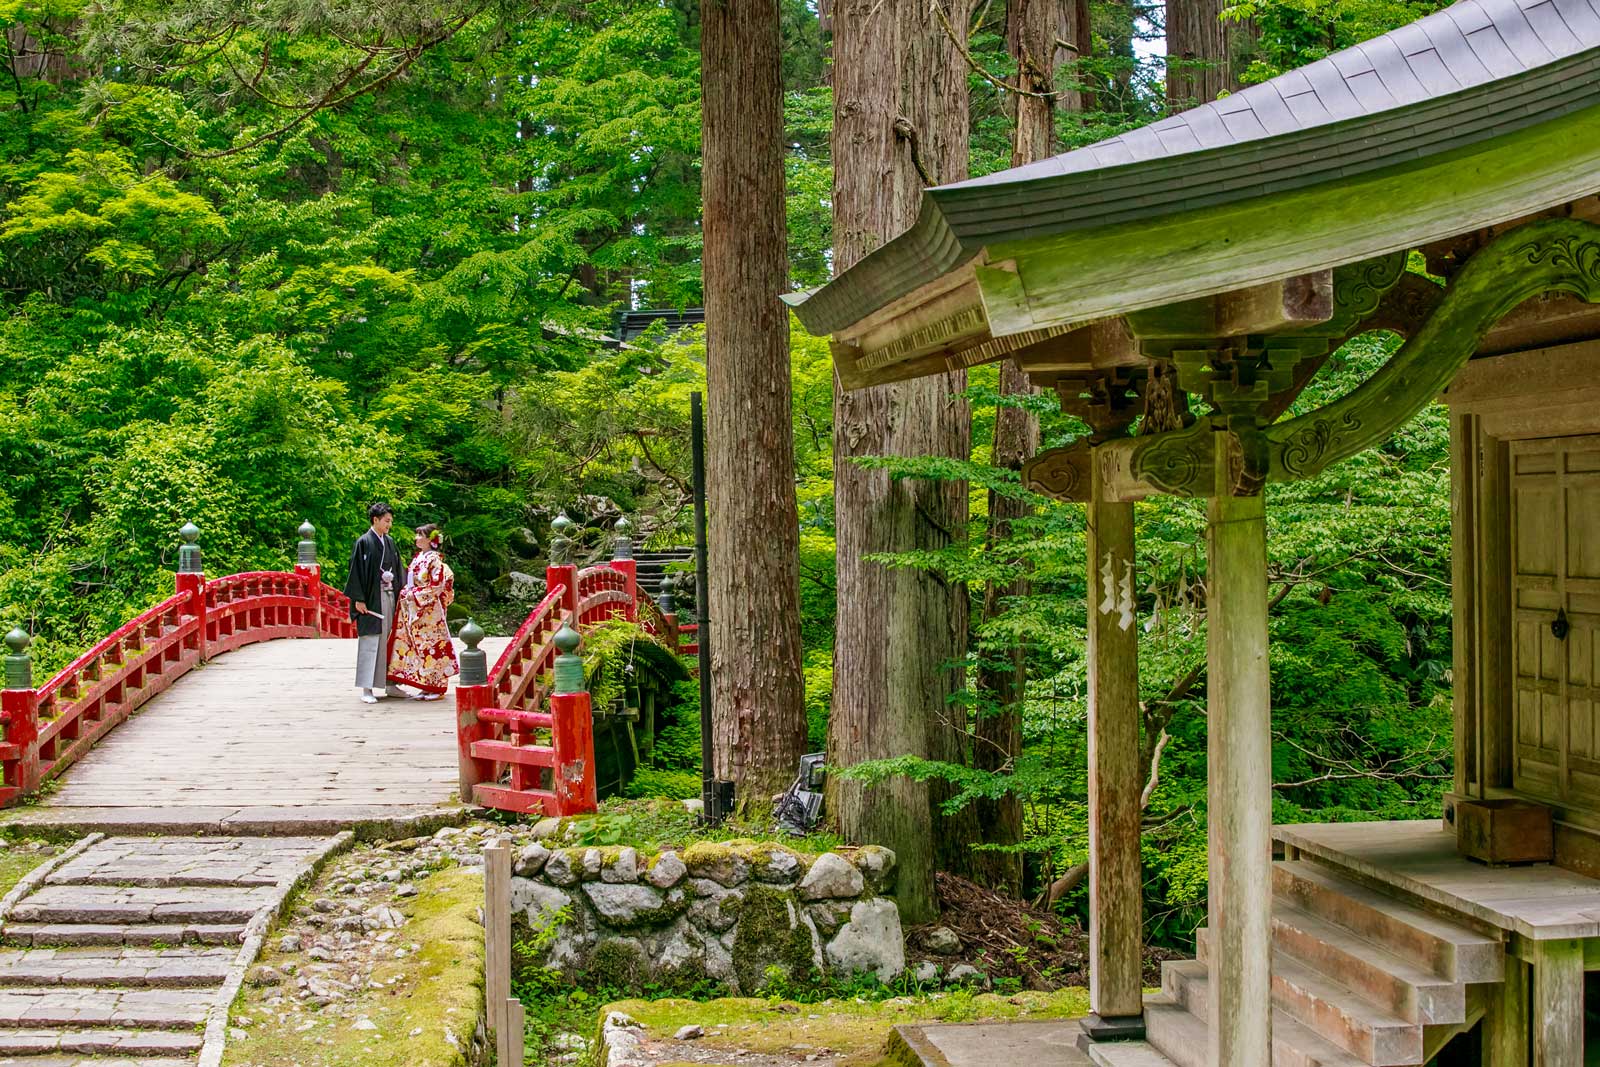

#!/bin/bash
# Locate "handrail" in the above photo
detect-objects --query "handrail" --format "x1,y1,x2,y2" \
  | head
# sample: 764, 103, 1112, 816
35, 591, 192, 704
0, 522, 356, 804
455, 537, 695, 819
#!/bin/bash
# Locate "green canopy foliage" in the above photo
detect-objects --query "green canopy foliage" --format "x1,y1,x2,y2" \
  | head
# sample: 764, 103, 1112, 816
0, 0, 1466, 949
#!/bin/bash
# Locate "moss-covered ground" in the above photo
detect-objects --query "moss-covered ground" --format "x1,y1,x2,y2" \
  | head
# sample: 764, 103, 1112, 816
222, 865, 484, 1067
0, 837, 71, 899
601, 989, 1092, 1067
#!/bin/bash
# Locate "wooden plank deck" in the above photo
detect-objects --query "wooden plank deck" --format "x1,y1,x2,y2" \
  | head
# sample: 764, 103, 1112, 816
33, 637, 510, 814
1275, 819, 1600, 941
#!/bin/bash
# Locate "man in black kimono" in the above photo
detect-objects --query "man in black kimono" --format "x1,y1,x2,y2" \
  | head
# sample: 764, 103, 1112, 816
345, 502, 406, 703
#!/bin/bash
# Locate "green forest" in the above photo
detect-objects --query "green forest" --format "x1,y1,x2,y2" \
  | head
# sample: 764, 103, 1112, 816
0, 0, 1458, 949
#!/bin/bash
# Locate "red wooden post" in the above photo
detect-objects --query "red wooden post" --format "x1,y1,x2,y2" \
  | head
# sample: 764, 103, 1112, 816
550, 623, 596, 815
174, 522, 208, 662
455, 620, 497, 803
611, 517, 638, 621
2, 629, 41, 796
294, 520, 322, 634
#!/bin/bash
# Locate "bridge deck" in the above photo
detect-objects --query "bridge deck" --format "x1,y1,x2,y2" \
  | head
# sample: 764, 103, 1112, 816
9, 637, 510, 834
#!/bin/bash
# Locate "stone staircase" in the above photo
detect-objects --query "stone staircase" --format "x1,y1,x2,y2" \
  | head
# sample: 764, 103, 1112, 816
1088, 858, 1505, 1067
0, 833, 339, 1065
632, 548, 695, 599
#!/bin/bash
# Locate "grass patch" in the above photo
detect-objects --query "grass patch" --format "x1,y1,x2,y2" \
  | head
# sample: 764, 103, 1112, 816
494, 796, 845, 855
223, 866, 483, 1067
603, 989, 1092, 1067
0, 838, 72, 898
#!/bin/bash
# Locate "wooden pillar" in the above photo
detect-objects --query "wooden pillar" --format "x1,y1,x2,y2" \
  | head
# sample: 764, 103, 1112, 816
1533, 939, 1582, 1067
1205, 457, 1273, 1067
1082, 457, 1146, 1037
483, 839, 511, 1057
1483, 956, 1530, 1067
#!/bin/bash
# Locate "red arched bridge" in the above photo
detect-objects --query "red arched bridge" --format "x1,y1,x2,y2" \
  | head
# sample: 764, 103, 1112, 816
0, 519, 697, 826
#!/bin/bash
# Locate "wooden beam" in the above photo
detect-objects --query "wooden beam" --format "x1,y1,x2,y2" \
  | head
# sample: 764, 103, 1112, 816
1093, 218, 1600, 500
1532, 939, 1582, 1067
1125, 272, 1333, 344
1205, 444, 1273, 1067
1084, 459, 1144, 1026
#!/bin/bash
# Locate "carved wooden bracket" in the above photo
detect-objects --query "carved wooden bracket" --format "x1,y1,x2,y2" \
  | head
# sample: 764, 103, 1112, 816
1090, 218, 1600, 500
1266, 217, 1600, 482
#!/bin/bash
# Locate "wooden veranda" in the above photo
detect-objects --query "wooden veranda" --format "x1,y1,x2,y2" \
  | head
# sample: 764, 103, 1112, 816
794, 1, 1600, 1064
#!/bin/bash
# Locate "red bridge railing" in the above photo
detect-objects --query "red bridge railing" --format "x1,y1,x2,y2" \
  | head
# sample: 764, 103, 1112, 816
0, 520, 356, 804
454, 514, 694, 817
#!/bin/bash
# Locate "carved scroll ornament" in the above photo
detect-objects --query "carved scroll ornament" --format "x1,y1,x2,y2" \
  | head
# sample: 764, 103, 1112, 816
1266, 218, 1600, 482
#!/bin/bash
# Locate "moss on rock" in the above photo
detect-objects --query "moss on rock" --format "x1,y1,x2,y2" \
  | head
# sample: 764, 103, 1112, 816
731, 884, 818, 994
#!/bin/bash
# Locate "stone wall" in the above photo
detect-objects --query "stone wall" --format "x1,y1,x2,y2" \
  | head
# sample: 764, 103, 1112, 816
508, 840, 904, 994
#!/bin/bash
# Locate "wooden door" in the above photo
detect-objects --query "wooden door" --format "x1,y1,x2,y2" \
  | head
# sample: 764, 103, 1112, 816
1510, 435, 1600, 806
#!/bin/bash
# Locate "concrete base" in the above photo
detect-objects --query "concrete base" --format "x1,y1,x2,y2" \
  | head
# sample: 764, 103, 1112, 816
1077, 1013, 1148, 1045
891, 1020, 1091, 1067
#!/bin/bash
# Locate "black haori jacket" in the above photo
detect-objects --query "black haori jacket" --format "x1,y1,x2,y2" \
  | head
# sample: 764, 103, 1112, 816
344, 528, 405, 637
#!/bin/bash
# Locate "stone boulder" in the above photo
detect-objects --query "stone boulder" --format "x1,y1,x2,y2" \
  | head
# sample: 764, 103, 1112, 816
850, 846, 897, 894
798, 852, 864, 900
646, 851, 687, 889
682, 842, 750, 888
824, 898, 905, 982
582, 883, 687, 928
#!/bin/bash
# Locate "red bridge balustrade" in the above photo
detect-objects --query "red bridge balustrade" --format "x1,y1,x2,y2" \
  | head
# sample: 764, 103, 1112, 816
0, 520, 357, 804
454, 514, 696, 817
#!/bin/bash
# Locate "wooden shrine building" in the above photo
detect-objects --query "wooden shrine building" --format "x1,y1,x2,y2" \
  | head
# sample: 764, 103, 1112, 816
792, 1, 1600, 1064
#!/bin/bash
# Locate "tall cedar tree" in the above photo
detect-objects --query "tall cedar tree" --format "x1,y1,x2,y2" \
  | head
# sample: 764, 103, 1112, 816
1166, 0, 1233, 107
972, 0, 1091, 896
829, 0, 975, 923
702, 0, 809, 806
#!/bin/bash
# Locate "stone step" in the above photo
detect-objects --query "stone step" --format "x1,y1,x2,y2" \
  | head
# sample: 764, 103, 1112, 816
0, 947, 233, 988
1268, 902, 1465, 1025
1193, 935, 1421, 1065
4, 923, 245, 948
1273, 861, 1503, 984
0, 1057, 195, 1067
1160, 961, 1368, 1067
1085, 1038, 1180, 1067
0, 986, 212, 1030
9, 885, 273, 925
0, 1026, 202, 1056
1139, 998, 1207, 1067
46, 835, 327, 889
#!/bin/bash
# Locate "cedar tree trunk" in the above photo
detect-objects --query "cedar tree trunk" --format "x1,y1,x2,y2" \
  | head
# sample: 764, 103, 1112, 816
828, 0, 976, 924
1166, 0, 1232, 109
702, 0, 809, 809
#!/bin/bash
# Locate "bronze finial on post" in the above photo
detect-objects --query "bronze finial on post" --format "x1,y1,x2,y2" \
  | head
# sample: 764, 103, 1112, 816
296, 521, 317, 567
3, 629, 31, 691
459, 619, 488, 687
611, 516, 634, 561
549, 511, 575, 567
177, 522, 203, 575
551, 623, 584, 696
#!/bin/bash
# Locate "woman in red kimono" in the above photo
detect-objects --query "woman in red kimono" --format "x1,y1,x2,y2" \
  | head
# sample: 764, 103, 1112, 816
387, 524, 459, 700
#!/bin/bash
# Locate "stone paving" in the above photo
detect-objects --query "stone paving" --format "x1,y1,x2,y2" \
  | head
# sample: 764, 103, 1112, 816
0, 834, 340, 1066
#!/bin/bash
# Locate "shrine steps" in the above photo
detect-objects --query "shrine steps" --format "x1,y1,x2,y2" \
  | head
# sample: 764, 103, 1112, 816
0, 833, 344, 1066
1087, 858, 1503, 1067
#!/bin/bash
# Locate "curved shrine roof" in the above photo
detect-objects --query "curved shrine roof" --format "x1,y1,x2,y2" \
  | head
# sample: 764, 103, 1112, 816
791, 0, 1600, 345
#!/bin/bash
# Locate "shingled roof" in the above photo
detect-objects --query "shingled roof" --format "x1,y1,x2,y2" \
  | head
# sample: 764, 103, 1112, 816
790, 0, 1600, 348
